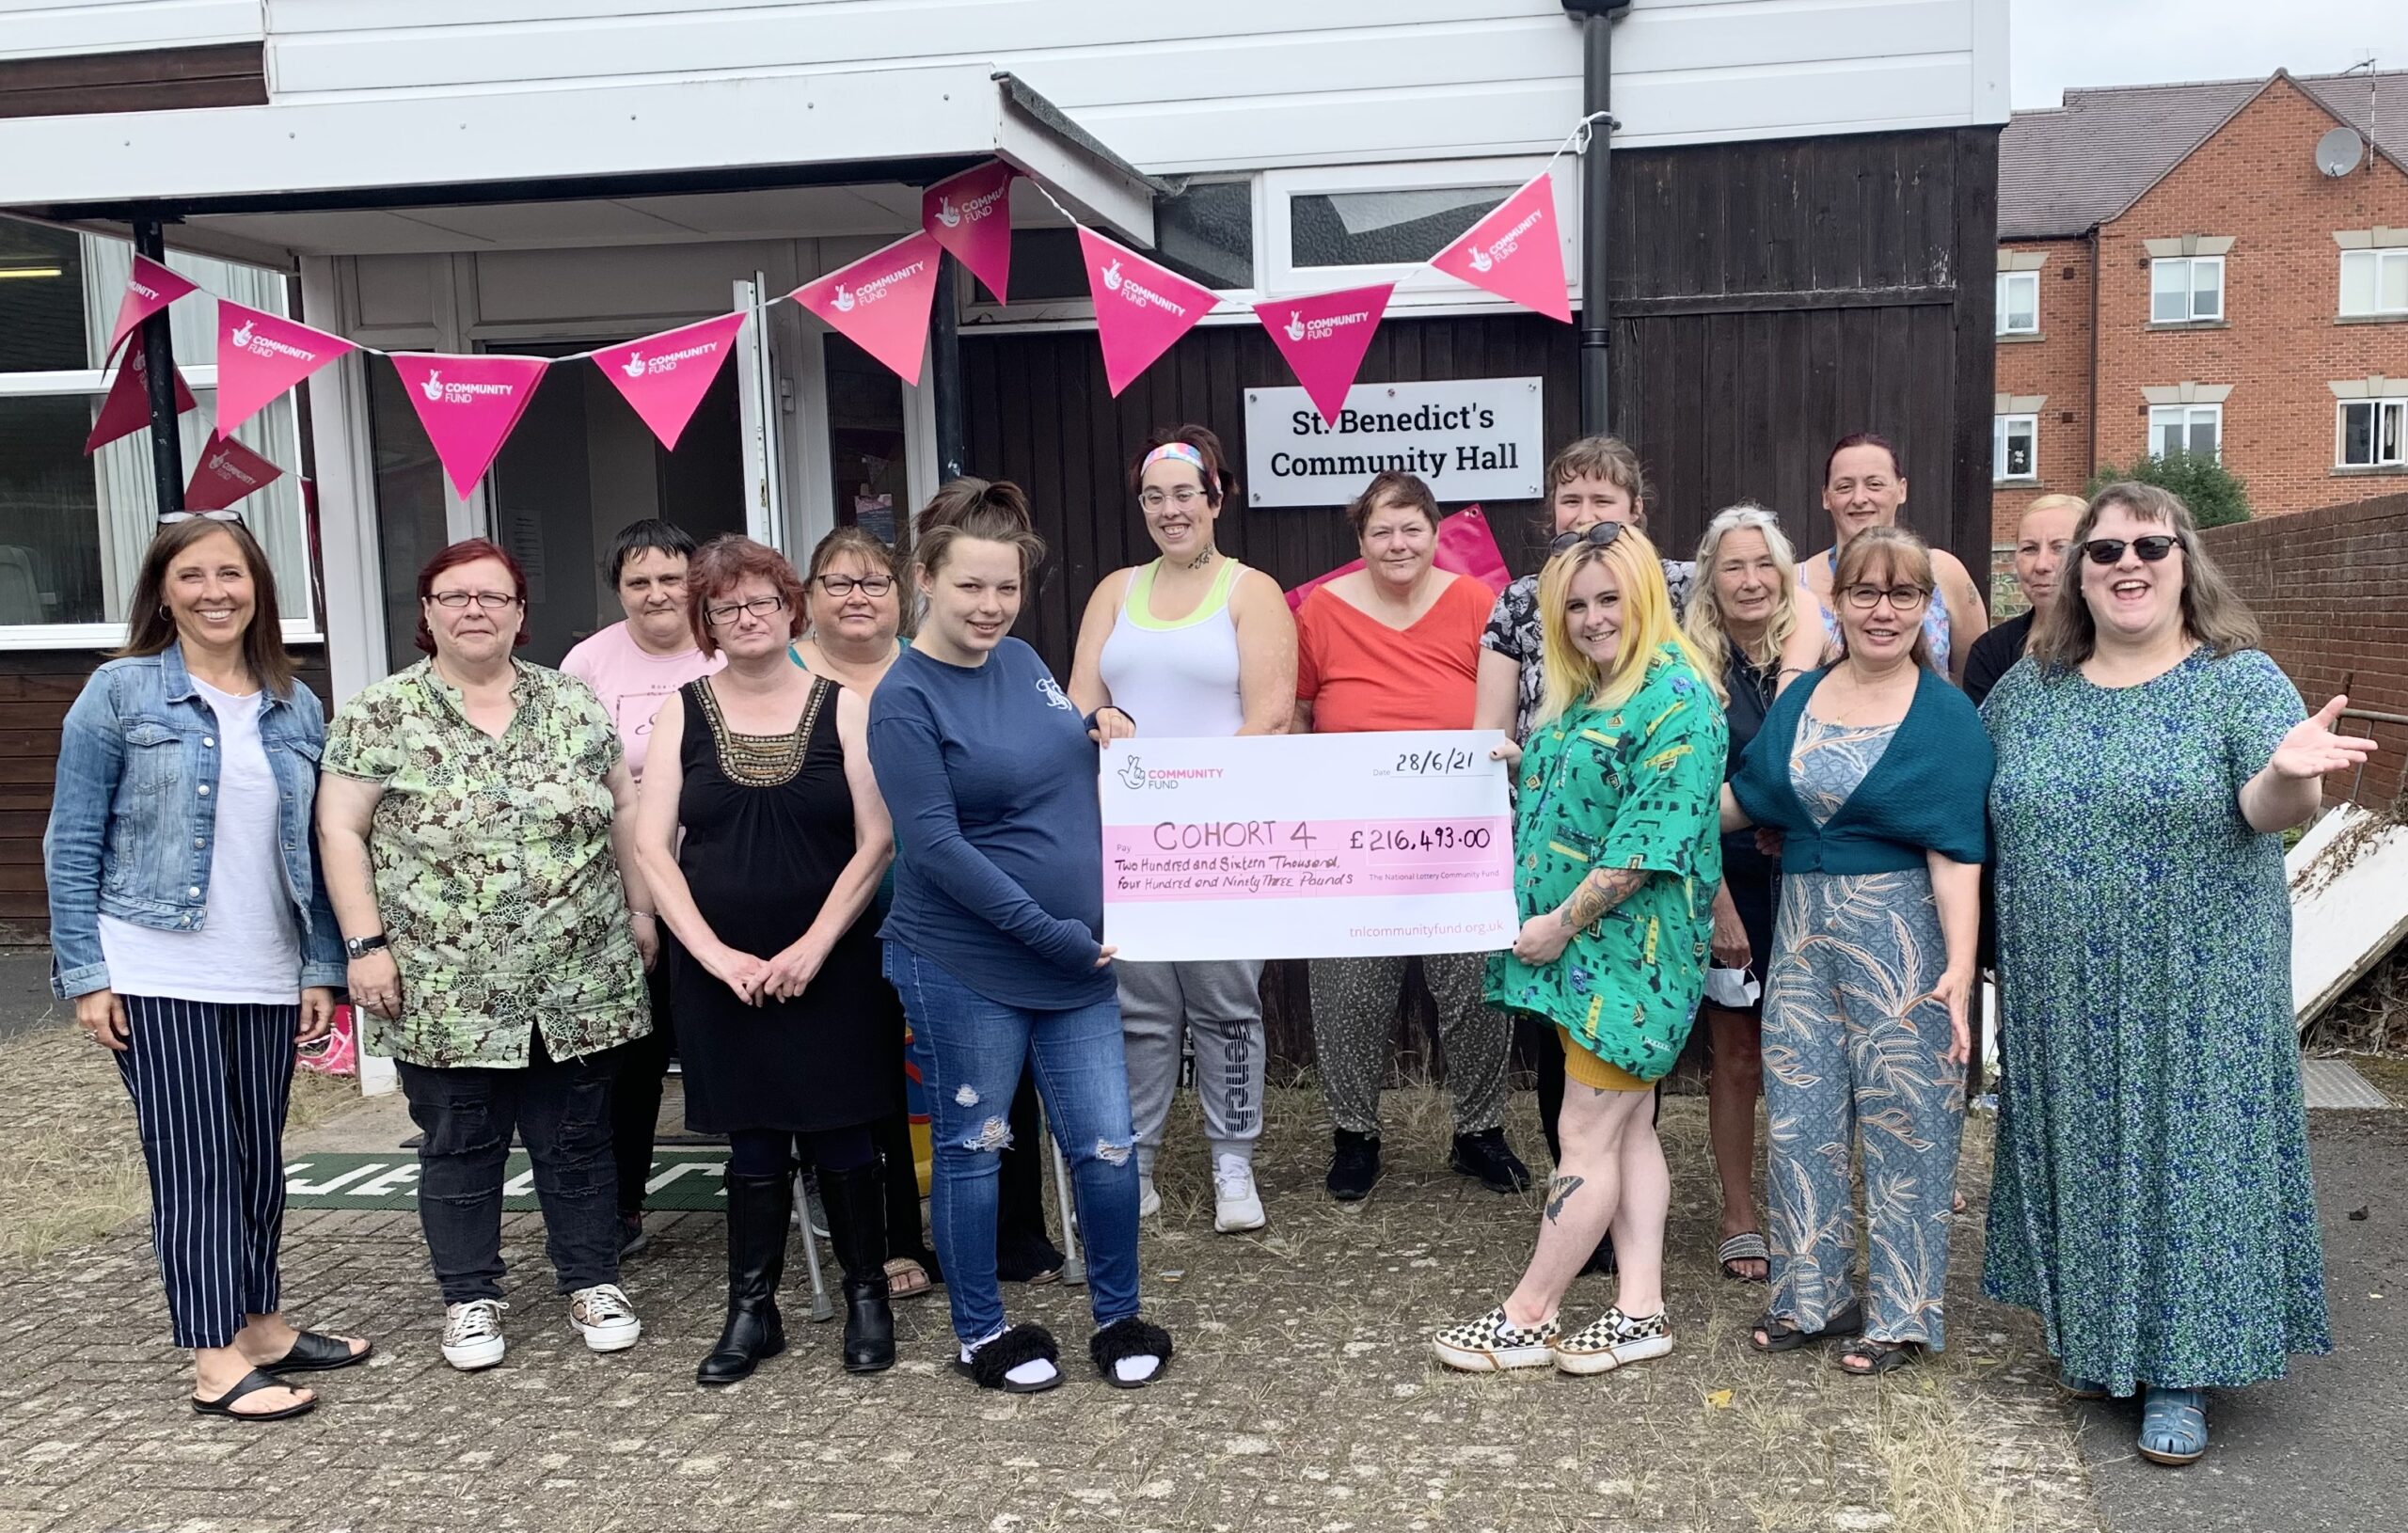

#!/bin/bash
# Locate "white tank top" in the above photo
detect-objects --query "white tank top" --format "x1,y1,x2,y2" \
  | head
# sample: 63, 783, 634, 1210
1096, 558, 1248, 738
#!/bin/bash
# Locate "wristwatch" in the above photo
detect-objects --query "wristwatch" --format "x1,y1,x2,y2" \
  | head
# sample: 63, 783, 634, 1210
343, 933, 389, 960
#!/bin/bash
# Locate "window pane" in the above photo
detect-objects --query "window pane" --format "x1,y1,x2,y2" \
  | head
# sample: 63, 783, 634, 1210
1290, 184, 1516, 268
2192, 260, 2221, 318
972, 228, 1085, 304
825, 331, 910, 558
366, 359, 451, 672
0, 394, 105, 624
2384, 401, 2405, 465
2342, 402, 2373, 465
2150, 261, 2188, 323
2005, 421, 2035, 478
2342, 251, 2375, 315
0, 219, 89, 372
2188, 413, 2219, 459
2382, 251, 2408, 313
1998, 273, 2036, 333
1155, 182, 1254, 291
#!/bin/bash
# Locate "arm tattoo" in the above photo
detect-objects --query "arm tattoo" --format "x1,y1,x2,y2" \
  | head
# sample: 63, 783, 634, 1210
1545, 1174, 1585, 1225
1560, 866, 1648, 933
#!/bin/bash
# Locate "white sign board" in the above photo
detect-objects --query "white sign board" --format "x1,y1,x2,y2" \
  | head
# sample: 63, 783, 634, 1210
1100, 732, 1517, 962
1243, 377, 1545, 508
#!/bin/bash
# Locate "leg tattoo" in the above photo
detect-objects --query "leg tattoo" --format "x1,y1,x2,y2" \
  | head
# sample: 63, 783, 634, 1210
1545, 1174, 1585, 1225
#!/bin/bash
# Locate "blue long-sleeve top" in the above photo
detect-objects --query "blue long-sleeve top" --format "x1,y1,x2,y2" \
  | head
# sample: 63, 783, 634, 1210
867, 638, 1114, 1010
1730, 666, 1993, 873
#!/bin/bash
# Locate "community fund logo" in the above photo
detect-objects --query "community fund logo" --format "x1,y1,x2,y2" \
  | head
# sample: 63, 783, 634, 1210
1115, 756, 1228, 791
1285, 312, 1307, 341
1465, 207, 1543, 277
202, 446, 261, 488
1097, 257, 1191, 320
1287, 308, 1373, 345
622, 352, 647, 379
1118, 755, 1149, 792
230, 318, 317, 362
833, 284, 857, 313
621, 339, 723, 380
935, 196, 962, 229
419, 370, 517, 406
1101, 259, 1124, 293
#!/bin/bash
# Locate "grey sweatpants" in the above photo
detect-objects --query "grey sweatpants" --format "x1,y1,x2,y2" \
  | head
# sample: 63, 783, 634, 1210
1308, 952, 1510, 1137
1118, 959, 1266, 1177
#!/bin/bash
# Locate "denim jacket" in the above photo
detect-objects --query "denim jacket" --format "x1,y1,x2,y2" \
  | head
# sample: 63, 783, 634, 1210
44, 642, 346, 999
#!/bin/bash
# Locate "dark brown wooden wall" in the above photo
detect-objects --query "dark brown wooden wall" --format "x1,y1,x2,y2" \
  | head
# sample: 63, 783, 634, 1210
0, 647, 330, 945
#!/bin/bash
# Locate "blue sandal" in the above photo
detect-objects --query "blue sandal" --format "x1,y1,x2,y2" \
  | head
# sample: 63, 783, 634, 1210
2138, 1385, 2208, 1464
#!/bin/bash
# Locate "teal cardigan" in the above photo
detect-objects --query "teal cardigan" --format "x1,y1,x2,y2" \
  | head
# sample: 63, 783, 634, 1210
1730, 667, 1992, 874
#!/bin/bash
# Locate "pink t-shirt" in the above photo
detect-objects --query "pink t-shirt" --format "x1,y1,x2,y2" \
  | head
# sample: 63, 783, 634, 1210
558, 622, 723, 781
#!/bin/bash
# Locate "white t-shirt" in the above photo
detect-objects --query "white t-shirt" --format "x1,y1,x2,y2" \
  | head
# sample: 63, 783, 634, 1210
558, 621, 723, 781
100, 676, 302, 1004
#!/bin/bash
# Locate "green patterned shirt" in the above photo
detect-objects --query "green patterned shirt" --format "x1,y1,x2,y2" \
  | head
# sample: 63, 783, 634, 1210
1485, 646, 1726, 1081
322, 659, 648, 1068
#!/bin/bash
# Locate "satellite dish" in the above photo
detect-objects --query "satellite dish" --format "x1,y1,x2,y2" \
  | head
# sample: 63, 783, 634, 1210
2317, 126, 2367, 177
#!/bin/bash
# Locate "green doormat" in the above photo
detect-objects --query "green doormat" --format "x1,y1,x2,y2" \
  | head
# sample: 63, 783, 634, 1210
284, 1150, 733, 1210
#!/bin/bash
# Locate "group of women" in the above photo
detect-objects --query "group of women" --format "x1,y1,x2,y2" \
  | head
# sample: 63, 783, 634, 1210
48, 429, 2366, 1468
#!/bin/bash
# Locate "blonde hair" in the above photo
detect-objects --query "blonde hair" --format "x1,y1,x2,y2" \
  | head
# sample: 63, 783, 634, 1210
2020, 492, 2086, 524
1536, 526, 1720, 722
2027, 482, 2260, 670
1830, 527, 1939, 672
1684, 502, 1799, 677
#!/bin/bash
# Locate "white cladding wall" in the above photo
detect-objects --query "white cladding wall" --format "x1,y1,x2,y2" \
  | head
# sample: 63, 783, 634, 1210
0, 0, 261, 56
243, 0, 2002, 170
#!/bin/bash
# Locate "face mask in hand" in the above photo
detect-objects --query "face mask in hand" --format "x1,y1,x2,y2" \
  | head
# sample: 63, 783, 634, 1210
1704, 966, 1760, 1010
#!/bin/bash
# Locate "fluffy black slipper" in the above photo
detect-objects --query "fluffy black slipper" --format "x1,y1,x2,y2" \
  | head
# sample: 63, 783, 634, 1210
1089, 1316, 1175, 1390
953, 1322, 1061, 1394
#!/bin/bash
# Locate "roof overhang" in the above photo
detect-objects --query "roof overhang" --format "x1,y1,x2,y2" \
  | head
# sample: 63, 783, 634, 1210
0, 65, 1158, 267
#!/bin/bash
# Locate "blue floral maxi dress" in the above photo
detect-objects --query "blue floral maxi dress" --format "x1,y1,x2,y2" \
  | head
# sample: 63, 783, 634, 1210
1762, 715, 1966, 1350
1981, 649, 2330, 1392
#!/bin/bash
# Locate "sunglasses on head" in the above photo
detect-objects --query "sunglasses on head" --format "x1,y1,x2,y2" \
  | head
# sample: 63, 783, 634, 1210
158, 510, 242, 527
2082, 534, 2179, 565
1547, 522, 1625, 558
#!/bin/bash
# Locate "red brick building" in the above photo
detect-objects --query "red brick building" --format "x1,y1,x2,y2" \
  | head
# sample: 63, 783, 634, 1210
1992, 69, 2408, 563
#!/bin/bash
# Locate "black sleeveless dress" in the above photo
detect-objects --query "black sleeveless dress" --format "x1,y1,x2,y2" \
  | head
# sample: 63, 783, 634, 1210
668, 675, 900, 1133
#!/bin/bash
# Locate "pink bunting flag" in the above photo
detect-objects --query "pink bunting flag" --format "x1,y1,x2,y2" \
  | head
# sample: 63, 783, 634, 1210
923, 159, 1017, 302
1078, 228, 1219, 398
388, 354, 551, 497
103, 255, 199, 362
592, 311, 748, 450
84, 347, 198, 454
1286, 508, 1510, 612
789, 231, 944, 385
1254, 283, 1395, 427
183, 431, 286, 512
215, 303, 356, 436
1429, 175, 1573, 323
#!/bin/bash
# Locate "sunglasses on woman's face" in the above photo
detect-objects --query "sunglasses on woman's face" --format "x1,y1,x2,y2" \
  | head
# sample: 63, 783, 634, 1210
2081, 534, 2179, 565
1547, 521, 1625, 557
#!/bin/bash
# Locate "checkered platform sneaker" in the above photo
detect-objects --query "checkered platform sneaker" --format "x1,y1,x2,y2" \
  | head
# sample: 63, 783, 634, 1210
1431, 1305, 1560, 1372
1552, 1307, 1672, 1376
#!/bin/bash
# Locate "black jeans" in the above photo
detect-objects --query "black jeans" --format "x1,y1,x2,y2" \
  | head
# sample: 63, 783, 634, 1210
729, 1125, 875, 1177
396, 1030, 620, 1304
608, 963, 676, 1217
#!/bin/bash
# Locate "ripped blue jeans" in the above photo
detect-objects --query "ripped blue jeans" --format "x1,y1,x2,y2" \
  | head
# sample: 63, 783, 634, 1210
884, 942, 1141, 1345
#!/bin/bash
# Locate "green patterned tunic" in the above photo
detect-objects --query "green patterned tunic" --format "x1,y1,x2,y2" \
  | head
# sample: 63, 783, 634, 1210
322, 660, 648, 1068
1981, 647, 2330, 1391
1486, 646, 1725, 1081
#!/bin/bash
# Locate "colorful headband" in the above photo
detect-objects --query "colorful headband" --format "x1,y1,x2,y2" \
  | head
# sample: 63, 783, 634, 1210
1143, 441, 1206, 472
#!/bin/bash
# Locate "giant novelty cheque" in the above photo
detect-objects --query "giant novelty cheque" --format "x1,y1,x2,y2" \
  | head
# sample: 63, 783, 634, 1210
1100, 732, 1518, 962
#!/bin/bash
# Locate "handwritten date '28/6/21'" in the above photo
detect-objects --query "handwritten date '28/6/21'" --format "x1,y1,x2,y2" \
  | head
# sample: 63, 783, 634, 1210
1379, 744, 1481, 777
1141, 820, 1494, 854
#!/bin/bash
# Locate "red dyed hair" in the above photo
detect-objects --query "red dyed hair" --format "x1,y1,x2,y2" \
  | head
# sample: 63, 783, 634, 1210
687, 534, 809, 656
415, 538, 531, 655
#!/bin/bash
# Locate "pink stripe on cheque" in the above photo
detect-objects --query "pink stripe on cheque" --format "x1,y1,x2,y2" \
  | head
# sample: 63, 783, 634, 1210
1103, 816, 1514, 905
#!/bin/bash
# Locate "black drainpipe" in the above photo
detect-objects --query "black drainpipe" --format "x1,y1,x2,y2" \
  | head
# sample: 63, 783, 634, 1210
1562, 1, 1630, 436
132, 216, 185, 515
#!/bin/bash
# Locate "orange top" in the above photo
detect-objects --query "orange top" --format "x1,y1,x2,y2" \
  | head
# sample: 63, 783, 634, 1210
1294, 575, 1491, 734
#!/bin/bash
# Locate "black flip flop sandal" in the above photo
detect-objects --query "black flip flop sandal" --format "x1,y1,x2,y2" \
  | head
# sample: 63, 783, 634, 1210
1750, 1299, 1864, 1353
263, 1331, 374, 1373
953, 1322, 1062, 1394
1090, 1316, 1175, 1390
1838, 1337, 1923, 1377
192, 1369, 315, 1421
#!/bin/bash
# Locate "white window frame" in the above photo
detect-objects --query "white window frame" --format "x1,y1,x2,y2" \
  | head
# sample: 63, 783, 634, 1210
2149, 255, 2225, 324
2337, 397, 2408, 468
2339, 248, 2408, 318
1996, 271, 2039, 336
2148, 403, 2223, 462
1992, 413, 2038, 482
1260, 155, 1582, 306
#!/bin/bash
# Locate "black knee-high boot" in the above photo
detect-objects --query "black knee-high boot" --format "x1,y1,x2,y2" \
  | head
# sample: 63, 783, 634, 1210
697, 1172, 790, 1385
819, 1162, 895, 1373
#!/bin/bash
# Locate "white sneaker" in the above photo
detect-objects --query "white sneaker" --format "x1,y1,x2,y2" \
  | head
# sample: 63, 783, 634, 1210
1137, 1175, 1162, 1219
440, 1299, 508, 1371
1212, 1156, 1266, 1233
568, 1283, 642, 1353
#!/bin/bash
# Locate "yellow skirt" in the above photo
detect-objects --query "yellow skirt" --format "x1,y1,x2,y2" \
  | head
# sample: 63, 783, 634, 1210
1557, 1027, 1652, 1093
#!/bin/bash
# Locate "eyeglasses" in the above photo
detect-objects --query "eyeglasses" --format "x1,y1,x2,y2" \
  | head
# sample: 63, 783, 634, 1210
2081, 534, 2179, 565
705, 594, 787, 626
816, 574, 895, 598
1139, 486, 1211, 513
1841, 583, 1931, 611
1547, 522, 1626, 557
428, 591, 520, 610
159, 510, 242, 526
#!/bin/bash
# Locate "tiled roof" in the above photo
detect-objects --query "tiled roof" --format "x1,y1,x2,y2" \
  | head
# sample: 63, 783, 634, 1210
1999, 69, 2408, 240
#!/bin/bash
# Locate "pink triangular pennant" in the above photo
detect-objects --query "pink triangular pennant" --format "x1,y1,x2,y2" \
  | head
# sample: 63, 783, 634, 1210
183, 431, 286, 512
388, 354, 550, 497
789, 232, 943, 385
215, 302, 356, 437
923, 159, 1016, 302
592, 311, 747, 450
1254, 283, 1395, 427
103, 255, 199, 361
1430, 175, 1572, 323
1078, 228, 1218, 397
84, 348, 198, 454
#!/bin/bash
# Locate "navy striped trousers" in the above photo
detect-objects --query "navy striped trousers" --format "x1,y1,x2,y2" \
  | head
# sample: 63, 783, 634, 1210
114, 996, 297, 1349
